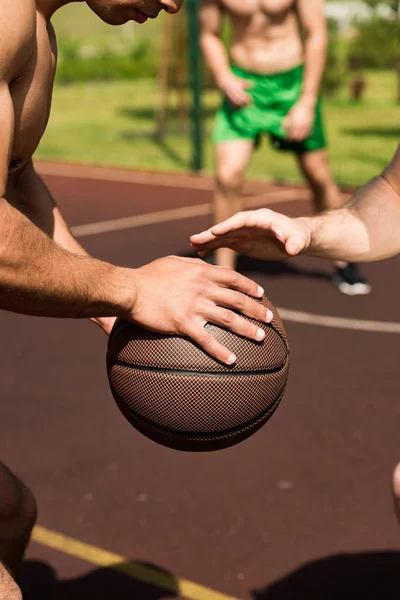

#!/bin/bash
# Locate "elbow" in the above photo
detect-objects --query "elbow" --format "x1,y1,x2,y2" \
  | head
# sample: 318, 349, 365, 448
200, 31, 216, 49
0, 198, 12, 257
306, 31, 328, 53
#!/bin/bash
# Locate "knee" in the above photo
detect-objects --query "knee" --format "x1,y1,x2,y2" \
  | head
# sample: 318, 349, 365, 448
0, 470, 37, 539
392, 463, 400, 524
393, 463, 400, 500
306, 168, 334, 193
18, 485, 37, 536
0, 563, 22, 600
216, 165, 244, 195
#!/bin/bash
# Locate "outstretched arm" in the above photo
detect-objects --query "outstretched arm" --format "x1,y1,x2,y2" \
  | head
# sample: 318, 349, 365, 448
191, 146, 400, 263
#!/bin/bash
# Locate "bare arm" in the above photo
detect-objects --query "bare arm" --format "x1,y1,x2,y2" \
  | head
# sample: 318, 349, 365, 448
296, 0, 327, 107
0, 18, 130, 322
0, 0, 273, 365
283, 0, 328, 141
9, 161, 116, 332
306, 146, 400, 261
0, 107, 130, 318
199, 0, 229, 86
200, 0, 252, 107
191, 146, 400, 264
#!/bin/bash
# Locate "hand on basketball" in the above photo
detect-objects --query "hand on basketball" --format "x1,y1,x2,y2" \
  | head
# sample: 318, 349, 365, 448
282, 101, 315, 142
190, 209, 311, 261
219, 74, 253, 108
128, 256, 272, 365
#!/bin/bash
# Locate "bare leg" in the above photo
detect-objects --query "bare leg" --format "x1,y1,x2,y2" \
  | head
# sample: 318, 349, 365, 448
296, 149, 343, 213
0, 462, 37, 598
296, 150, 371, 294
296, 151, 346, 266
392, 462, 400, 525
214, 140, 254, 269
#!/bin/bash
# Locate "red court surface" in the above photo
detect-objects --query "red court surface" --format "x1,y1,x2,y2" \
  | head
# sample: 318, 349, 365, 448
2, 162, 400, 600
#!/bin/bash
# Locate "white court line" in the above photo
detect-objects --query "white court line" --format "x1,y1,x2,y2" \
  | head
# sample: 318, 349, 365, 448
277, 307, 400, 334
71, 204, 212, 237
71, 192, 302, 238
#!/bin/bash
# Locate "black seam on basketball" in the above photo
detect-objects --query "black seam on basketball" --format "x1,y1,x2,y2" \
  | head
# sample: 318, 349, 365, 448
268, 322, 289, 351
110, 360, 287, 376
111, 382, 286, 440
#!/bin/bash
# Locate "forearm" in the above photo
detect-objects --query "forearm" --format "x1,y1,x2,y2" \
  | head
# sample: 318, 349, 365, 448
200, 33, 231, 87
303, 173, 400, 262
299, 32, 327, 106
0, 197, 132, 318
11, 162, 89, 257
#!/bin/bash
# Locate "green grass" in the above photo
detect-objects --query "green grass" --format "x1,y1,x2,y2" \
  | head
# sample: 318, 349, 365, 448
36, 70, 399, 187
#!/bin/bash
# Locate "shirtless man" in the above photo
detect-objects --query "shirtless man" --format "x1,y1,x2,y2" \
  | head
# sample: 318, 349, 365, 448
191, 145, 400, 524
0, 1, 274, 597
200, 0, 370, 295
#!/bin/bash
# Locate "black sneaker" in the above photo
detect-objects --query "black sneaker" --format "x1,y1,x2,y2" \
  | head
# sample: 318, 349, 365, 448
331, 263, 371, 296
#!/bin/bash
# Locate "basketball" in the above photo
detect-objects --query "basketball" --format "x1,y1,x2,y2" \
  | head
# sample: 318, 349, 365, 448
106, 296, 289, 452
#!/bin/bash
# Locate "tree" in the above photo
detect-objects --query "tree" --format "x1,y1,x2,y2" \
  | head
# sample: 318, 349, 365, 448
363, 0, 399, 17
351, 0, 400, 102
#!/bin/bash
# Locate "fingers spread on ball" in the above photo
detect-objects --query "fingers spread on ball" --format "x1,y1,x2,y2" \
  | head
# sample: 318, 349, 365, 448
187, 324, 237, 365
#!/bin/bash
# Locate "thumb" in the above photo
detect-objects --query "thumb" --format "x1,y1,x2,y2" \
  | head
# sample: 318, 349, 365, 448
285, 235, 307, 256
282, 114, 291, 131
241, 78, 253, 89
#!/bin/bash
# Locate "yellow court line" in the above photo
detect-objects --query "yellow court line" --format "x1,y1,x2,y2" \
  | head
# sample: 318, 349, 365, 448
32, 525, 241, 600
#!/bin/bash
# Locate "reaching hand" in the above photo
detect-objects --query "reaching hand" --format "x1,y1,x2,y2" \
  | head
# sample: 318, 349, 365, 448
125, 256, 272, 365
190, 209, 312, 261
219, 74, 253, 108
282, 102, 315, 142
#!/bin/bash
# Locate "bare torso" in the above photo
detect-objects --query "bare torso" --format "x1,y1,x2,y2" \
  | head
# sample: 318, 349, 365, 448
7, 3, 56, 191
220, 0, 303, 74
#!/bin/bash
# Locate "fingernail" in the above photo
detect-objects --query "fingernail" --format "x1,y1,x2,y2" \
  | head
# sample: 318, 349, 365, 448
266, 310, 273, 322
227, 354, 237, 365
257, 286, 264, 297
256, 328, 265, 341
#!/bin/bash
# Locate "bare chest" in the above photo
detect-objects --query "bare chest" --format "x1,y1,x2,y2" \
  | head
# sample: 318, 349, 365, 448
9, 14, 57, 172
220, 0, 296, 26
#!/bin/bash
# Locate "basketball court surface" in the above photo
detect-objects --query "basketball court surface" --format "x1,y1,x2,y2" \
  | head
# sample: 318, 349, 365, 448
2, 162, 400, 599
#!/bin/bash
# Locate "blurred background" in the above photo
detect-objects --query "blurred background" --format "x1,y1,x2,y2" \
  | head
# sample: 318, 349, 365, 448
8, 3, 400, 599
39, 0, 400, 188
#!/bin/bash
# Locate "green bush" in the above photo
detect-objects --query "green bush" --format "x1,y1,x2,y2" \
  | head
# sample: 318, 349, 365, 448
55, 36, 159, 83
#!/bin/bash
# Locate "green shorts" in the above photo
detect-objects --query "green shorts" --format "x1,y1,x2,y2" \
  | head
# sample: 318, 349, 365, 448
213, 64, 326, 153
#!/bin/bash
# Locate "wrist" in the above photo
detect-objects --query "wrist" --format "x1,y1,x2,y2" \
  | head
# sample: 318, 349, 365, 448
298, 95, 317, 109
295, 217, 314, 254
107, 266, 138, 319
382, 149, 400, 197
216, 71, 232, 89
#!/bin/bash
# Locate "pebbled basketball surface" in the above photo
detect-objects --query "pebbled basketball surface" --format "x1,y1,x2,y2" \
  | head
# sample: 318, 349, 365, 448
107, 296, 289, 451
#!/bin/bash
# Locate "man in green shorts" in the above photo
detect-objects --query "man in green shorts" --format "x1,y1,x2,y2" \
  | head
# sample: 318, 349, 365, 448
200, 0, 370, 295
